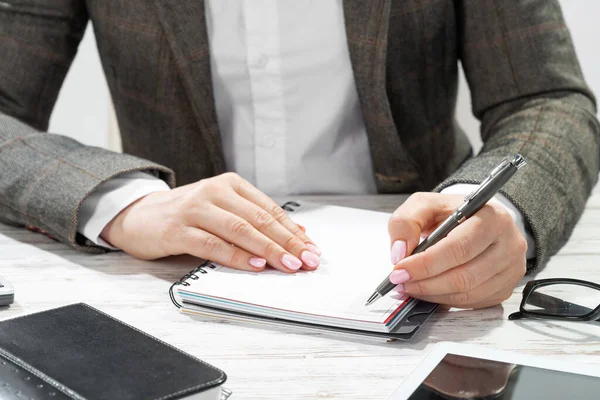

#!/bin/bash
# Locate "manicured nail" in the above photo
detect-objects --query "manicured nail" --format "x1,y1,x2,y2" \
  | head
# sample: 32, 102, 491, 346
300, 250, 320, 268
249, 257, 266, 269
306, 243, 321, 255
390, 240, 407, 264
281, 254, 302, 271
390, 269, 410, 284
394, 284, 406, 293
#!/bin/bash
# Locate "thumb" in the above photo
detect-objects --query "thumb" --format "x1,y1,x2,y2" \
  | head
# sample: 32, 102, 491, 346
388, 192, 458, 264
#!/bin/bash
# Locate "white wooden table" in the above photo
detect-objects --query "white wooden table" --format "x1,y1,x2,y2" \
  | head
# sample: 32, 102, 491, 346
2, 189, 600, 399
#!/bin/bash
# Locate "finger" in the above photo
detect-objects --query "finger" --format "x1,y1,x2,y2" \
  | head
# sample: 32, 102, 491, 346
178, 228, 267, 272
404, 267, 521, 309
402, 242, 505, 297
191, 205, 305, 273
388, 193, 457, 261
391, 204, 502, 282
217, 196, 320, 270
466, 261, 525, 309
233, 177, 318, 248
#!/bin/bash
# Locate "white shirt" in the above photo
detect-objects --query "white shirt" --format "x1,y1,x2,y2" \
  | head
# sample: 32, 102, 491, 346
207, 0, 376, 195
77, 0, 535, 258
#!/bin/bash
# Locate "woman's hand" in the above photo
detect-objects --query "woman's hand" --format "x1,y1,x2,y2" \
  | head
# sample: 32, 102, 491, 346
388, 193, 527, 309
101, 172, 320, 272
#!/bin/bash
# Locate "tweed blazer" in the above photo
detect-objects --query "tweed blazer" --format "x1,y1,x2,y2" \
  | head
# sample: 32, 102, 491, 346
0, 0, 598, 272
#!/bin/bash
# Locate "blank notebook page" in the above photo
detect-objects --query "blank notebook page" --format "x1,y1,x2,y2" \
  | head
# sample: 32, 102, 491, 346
178, 203, 411, 330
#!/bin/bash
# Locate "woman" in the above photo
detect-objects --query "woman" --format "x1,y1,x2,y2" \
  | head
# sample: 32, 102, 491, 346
0, 0, 597, 309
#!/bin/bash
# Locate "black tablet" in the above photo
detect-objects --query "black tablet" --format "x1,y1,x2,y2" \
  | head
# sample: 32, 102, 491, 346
390, 342, 600, 400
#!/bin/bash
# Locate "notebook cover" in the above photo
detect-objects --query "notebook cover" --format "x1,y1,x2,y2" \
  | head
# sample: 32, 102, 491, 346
0, 303, 226, 400
181, 297, 437, 341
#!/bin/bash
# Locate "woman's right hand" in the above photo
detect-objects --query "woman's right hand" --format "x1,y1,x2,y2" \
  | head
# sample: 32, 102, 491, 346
100, 172, 321, 272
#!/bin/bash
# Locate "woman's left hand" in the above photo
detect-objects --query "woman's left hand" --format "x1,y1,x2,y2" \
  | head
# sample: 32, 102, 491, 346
387, 192, 528, 309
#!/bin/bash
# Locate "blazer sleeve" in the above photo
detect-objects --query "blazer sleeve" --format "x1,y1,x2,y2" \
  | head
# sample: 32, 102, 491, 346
0, 0, 175, 253
435, 0, 600, 272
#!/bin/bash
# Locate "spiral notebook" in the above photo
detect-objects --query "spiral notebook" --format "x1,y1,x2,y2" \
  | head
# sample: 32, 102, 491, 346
170, 201, 437, 340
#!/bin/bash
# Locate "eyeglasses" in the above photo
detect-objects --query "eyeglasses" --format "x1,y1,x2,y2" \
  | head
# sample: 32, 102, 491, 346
509, 278, 600, 322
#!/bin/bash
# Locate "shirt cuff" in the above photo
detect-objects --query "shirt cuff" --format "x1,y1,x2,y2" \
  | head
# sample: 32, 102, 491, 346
440, 184, 536, 259
77, 172, 171, 249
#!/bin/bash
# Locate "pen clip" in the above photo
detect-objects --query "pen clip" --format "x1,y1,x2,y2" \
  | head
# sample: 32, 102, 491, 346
463, 156, 520, 203
463, 163, 506, 202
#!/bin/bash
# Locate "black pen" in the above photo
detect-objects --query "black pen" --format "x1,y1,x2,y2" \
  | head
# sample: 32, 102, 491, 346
365, 154, 528, 306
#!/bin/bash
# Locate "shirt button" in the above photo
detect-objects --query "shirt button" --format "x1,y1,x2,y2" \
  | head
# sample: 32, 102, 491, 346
254, 54, 268, 69
262, 136, 275, 148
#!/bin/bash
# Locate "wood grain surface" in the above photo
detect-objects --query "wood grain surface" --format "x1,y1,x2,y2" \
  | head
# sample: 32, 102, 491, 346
2, 188, 600, 399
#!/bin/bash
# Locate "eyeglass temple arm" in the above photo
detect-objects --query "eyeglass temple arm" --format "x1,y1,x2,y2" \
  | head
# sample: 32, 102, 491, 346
527, 291, 600, 320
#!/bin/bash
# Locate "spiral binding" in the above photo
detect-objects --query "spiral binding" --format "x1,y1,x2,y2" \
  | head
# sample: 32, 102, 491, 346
281, 201, 301, 212
169, 260, 217, 308
169, 201, 302, 308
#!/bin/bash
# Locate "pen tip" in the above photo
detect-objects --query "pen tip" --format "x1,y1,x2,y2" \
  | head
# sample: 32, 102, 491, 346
365, 292, 382, 306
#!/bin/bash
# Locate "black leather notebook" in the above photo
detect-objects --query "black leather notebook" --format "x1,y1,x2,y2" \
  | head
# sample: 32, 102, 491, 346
0, 303, 229, 400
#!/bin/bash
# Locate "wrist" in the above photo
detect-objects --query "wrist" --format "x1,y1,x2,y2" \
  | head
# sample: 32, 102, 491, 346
100, 194, 147, 247
78, 171, 171, 248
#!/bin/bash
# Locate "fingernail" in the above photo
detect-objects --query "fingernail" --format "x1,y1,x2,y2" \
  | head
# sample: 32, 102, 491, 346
298, 224, 306, 233
390, 269, 410, 284
248, 257, 266, 269
394, 283, 406, 293
306, 243, 321, 255
281, 254, 302, 271
390, 240, 407, 264
300, 250, 320, 268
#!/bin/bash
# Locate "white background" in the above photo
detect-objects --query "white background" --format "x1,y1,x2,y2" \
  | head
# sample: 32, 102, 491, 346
48, 1, 600, 153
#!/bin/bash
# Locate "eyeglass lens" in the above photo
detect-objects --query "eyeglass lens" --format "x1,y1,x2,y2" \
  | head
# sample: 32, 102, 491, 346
523, 284, 600, 317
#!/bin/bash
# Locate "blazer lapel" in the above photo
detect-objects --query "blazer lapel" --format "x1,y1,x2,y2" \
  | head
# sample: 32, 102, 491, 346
151, 0, 225, 174
342, 0, 423, 191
